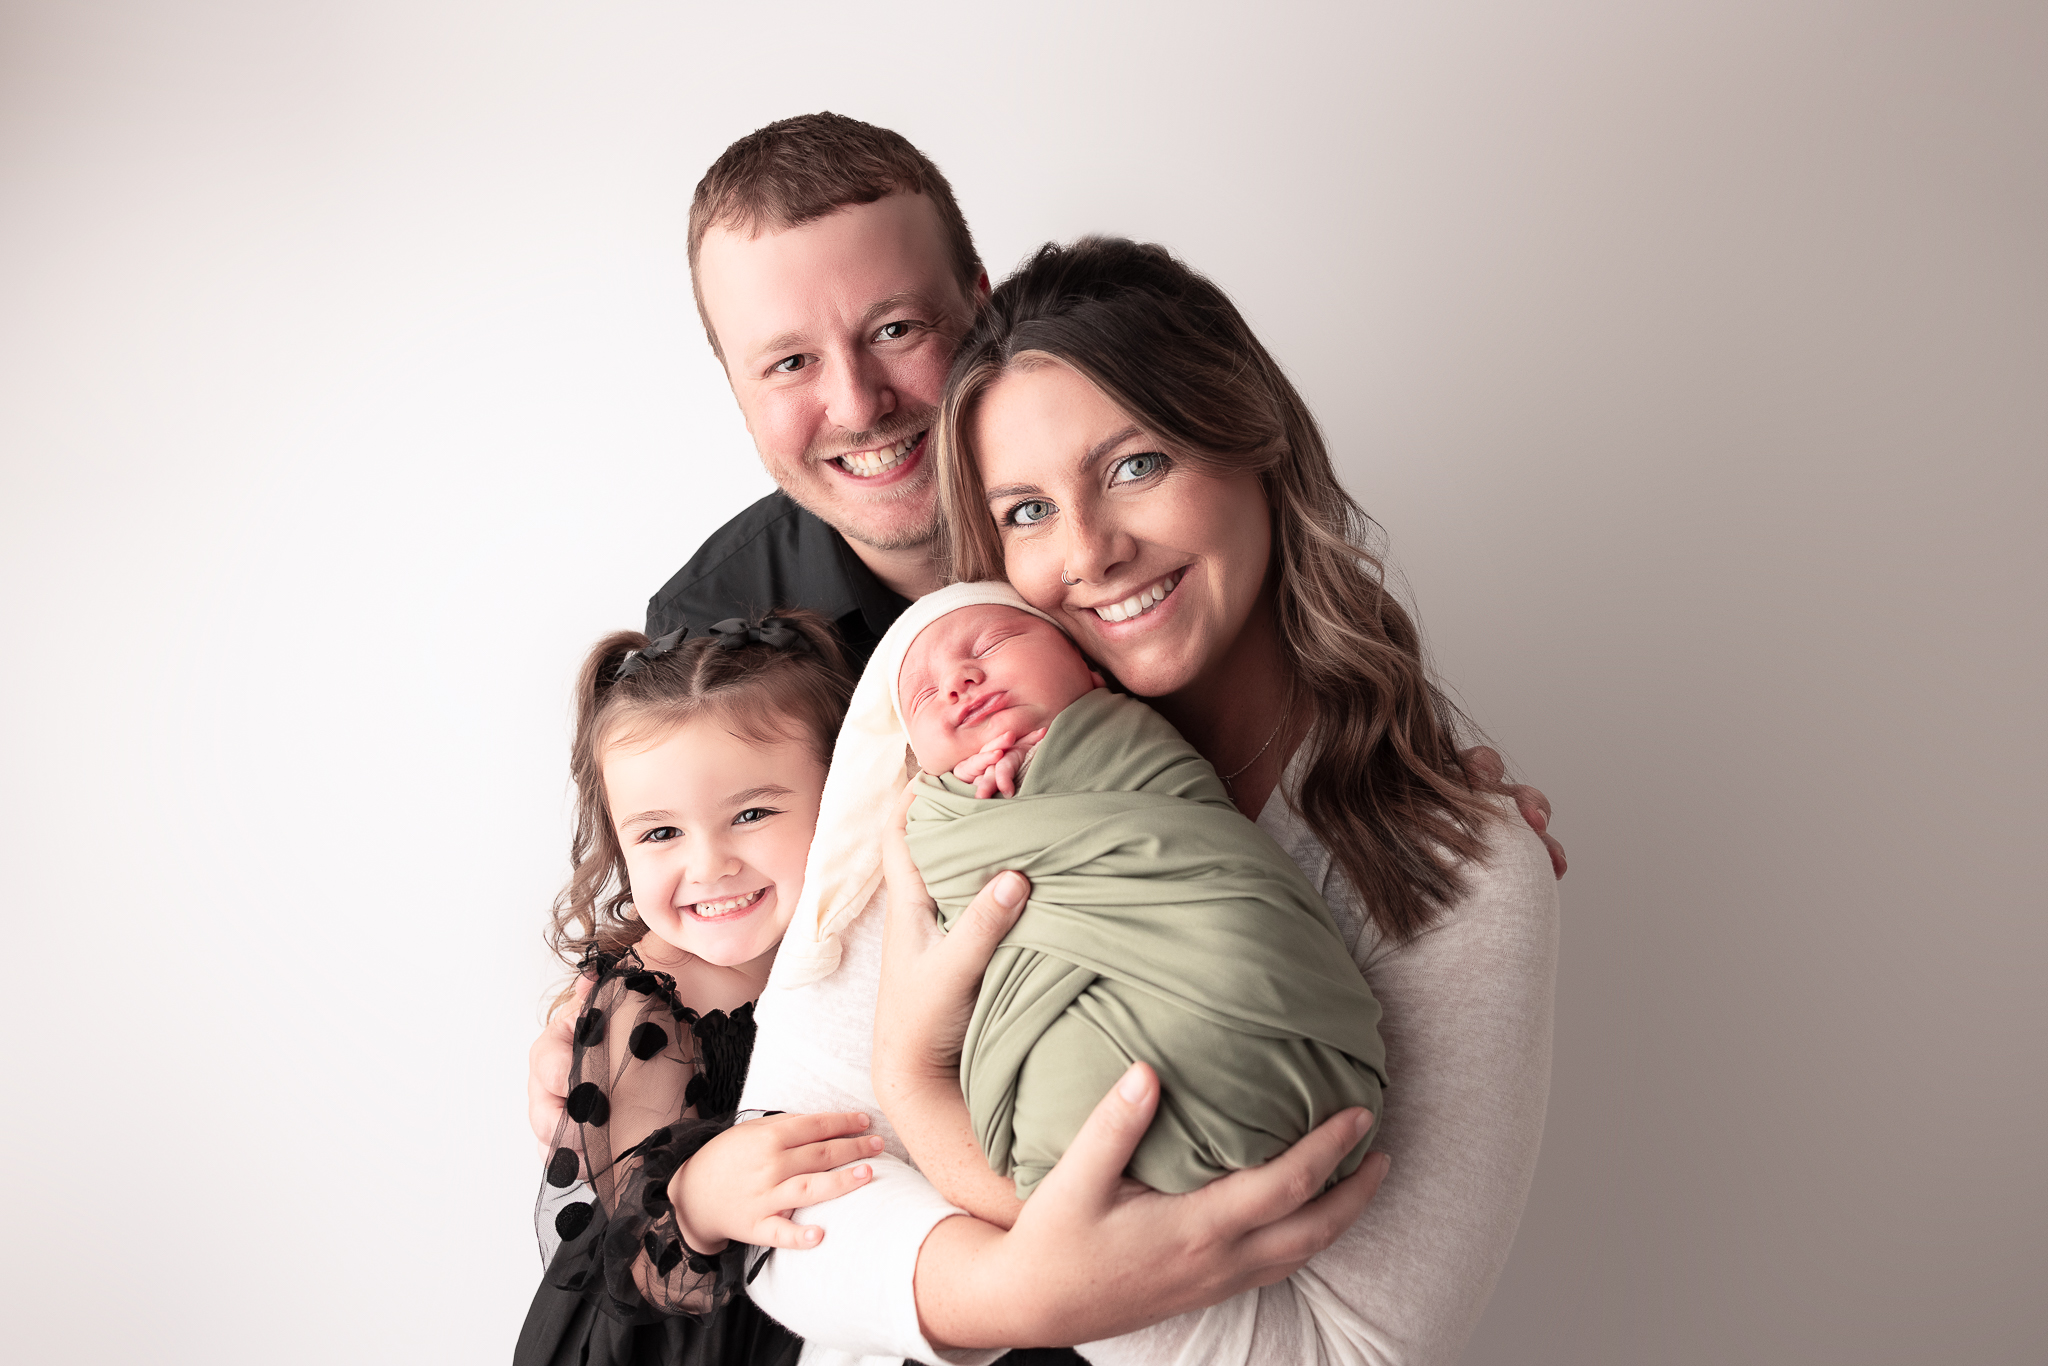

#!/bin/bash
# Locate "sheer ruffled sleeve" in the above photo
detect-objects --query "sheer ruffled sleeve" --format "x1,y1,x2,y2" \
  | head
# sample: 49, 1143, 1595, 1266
534, 949, 761, 1321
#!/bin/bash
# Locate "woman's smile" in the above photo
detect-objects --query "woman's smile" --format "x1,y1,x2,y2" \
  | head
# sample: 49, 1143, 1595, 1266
1080, 569, 1184, 625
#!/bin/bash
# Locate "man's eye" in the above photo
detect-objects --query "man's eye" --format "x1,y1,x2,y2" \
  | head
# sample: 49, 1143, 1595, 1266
771, 354, 807, 374
1006, 498, 1055, 526
641, 826, 681, 843
1110, 452, 1167, 484
733, 807, 782, 826
874, 320, 915, 341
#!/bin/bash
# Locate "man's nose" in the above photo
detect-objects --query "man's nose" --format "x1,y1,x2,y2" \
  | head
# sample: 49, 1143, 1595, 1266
822, 346, 895, 437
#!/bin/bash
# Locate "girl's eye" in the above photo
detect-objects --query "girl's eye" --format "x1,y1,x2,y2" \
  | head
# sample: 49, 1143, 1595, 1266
641, 826, 682, 844
1006, 498, 1055, 527
1110, 452, 1167, 484
771, 354, 807, 375
874, 320, 916, 342
733, 807, 782, 826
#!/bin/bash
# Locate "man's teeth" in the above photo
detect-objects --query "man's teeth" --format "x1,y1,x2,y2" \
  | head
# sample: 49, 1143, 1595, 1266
836, 432, 921, 477
692, 888, 765, 919
1092, 572, 1181, 623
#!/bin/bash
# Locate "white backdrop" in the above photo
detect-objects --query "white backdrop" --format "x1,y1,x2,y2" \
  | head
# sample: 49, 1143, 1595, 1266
3, 2, 2043, 1361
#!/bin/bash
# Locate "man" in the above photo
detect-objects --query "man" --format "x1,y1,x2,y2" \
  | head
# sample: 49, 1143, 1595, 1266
642, 113, 984, 670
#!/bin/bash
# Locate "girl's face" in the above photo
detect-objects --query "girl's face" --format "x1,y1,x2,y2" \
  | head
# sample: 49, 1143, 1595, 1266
602, 713, 827, 973
970, 361, 1272, 700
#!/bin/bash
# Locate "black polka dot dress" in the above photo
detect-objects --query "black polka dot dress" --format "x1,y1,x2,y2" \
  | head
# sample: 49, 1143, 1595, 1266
514, 947, 798, 1366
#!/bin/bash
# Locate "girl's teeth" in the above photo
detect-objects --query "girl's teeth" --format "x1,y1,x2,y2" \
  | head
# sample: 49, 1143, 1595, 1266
693, 888, 765, 919
837, 432, 920, 477
1094, 573, 1179, 623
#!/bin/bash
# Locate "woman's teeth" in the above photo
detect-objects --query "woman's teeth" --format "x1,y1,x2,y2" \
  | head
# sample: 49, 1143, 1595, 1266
691, 888, 765, 919
1092, 572, 1182, 623
835, 432, 921, 477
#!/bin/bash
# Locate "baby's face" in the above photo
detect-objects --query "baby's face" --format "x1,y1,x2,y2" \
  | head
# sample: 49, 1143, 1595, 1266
898, 604, 1101, 773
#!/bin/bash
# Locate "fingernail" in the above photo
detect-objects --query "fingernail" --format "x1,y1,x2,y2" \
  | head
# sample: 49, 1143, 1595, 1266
1117, 1063, 1148, 1103
852, 1164, 872, 1179
804, 1227, 822, 1245
993, 871, 1027, 909
869, 1136, 885, 1151
1354, 1110, 1375, 1141
853, 1113, 869, 1128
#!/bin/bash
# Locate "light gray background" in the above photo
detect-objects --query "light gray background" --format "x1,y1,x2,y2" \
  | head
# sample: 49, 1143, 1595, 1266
3, 2, 2042, 1361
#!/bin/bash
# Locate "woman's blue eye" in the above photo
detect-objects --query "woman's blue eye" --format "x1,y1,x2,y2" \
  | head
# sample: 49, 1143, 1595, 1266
1008, 498, 1055, 526
734, 807, 781, 826
1111, 452, 1167, 483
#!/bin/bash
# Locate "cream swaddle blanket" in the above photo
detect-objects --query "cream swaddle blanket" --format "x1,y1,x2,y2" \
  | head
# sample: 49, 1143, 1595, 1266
780, 582, 1386, 1198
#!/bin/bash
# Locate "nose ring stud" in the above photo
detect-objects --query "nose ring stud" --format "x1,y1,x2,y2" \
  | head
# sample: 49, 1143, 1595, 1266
1060, 571, 1080, 586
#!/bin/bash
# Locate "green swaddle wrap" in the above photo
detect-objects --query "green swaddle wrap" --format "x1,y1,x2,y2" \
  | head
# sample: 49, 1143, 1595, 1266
907, 687, 1387, 1199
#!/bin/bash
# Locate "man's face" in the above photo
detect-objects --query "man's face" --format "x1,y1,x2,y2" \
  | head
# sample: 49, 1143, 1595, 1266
896, 604, 1101, 773
697, 193, 979, 553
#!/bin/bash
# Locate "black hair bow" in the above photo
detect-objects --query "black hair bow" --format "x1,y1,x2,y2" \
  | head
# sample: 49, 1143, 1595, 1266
612, 627, 688, 681
708, 617, 811, 653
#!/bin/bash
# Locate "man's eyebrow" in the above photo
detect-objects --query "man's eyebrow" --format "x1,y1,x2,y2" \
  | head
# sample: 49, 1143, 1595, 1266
749, 330, 808, 365
983, 426, 1145, 504
863, 290, 941, 327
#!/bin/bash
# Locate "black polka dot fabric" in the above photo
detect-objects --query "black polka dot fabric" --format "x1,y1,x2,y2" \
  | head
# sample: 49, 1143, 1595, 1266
527, 944, 764, 1353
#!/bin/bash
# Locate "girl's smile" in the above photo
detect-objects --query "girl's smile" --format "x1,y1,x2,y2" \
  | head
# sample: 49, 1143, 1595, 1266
602, 714, 828, 974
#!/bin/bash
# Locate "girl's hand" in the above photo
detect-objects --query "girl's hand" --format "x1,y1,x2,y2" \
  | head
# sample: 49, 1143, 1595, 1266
668, 1111, 885, 1252
914, 1063, 1391, 1349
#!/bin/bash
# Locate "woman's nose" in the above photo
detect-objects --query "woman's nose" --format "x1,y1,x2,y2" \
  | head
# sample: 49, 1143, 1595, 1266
1059, 506, 1135, 585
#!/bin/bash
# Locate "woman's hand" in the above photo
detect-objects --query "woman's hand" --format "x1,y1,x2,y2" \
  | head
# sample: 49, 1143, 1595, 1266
914, 1062, 1391, 1349
873, 780, 1033, 1227
1462, 744, 1567, 878
668, 1111, 885, 1252
873, 782, 1030, 1094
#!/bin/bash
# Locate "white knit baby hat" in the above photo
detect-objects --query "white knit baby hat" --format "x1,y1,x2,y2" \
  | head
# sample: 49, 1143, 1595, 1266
773, 580, 1061, 986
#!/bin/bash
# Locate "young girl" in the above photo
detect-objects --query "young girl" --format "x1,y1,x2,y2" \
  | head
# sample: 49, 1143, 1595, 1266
515, 611, 884, 1366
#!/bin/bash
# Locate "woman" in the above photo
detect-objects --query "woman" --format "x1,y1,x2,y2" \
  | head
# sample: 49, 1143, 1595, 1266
751, 236, 1559, 1364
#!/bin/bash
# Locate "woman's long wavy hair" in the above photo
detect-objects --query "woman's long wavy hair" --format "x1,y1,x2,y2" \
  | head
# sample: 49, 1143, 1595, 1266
546, 610, 853, 1005
936, 237, 1500, 945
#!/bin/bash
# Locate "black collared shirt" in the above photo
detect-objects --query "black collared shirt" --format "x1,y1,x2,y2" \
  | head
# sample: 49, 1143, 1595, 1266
645, 492, 911, 672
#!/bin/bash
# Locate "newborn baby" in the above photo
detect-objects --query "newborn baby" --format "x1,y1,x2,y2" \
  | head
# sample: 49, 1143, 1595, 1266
896, 597, 1387, 1199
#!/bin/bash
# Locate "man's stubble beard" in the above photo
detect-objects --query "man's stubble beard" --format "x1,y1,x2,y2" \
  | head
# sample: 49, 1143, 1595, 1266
787, 405, 945, 554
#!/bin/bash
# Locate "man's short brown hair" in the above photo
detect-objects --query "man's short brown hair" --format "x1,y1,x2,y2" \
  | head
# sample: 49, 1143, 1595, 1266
687, 112, 983, 360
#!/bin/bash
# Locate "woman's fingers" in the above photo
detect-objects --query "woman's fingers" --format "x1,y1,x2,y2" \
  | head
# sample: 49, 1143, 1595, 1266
1027, 1062, 1160, 1218
1237, 1149, 1390, 1276
1202, 1108, 1373, 1231
937, 870, 1030, 974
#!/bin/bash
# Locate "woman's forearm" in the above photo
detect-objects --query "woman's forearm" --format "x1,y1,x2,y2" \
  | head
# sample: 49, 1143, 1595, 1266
881, 1073, 1024, 1229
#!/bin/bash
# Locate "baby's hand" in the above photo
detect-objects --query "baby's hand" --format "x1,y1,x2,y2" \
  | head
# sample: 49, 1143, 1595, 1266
950, 727, 1048, 798
667, 1110, 884, 1252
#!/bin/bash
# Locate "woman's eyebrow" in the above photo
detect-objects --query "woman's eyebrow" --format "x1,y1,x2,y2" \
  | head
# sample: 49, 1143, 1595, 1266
987, 426, 1146, 503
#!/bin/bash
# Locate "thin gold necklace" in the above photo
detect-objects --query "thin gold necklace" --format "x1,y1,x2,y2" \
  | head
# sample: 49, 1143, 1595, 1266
1218, 695, 1294, 790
